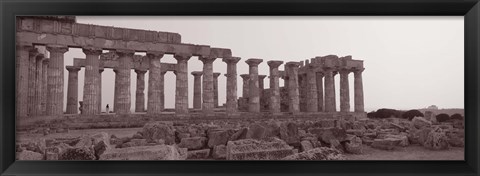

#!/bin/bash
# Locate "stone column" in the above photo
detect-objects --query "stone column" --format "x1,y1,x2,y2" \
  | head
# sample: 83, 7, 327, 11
245, 58, 263, 113
191, 71, 203, 109
115, 50, 134, 114
113, 68, 119, 113
16, 44, 34, 118
146, 51, 164, 114
298, 74, 307, 112
82, 47, 102, 115
286, 62, 300, 113
213, 72, 220, 108
46, 45, 68, 115
240, 74, 250, 98
66, 66, 81, 114
316, 72, 324, 112
33, 54, 45, 115
135, 69, 147, 112
324, 69, 336, 112
258, 75, 266, 111
339, 69, 351, 112
41, 59, 49, 115
306, 67, 318, 112
354, 68, 365, 112
267, 60, 283, 114
98, 68, 104, 113
199, 56, 216, 113
174, 53, 192, 115
160, 71, 167, 111
222, 57, 241, 114
28, 48, 39, 116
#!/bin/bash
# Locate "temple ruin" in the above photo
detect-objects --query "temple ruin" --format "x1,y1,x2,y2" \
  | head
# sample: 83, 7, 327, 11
16, 16, 365, 120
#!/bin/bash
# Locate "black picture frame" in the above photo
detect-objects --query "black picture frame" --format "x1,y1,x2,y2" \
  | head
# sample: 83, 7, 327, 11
1, 0, 479, 175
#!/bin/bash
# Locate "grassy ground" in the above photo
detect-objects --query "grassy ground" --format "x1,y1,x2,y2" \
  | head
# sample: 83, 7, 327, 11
17, 127, 464, 160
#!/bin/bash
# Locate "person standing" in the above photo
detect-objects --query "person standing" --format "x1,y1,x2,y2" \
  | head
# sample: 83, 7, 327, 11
106, 104, 110, 114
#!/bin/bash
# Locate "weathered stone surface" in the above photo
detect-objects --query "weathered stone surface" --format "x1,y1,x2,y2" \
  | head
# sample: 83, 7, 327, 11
383, 134, 409, 147
229, 128, 248, 141
308, 127, 347, 143
313, 119, 336, 128
91, 132, 111, 157
279, 122, 300, 145
187, 149, 211, 159
423, 128, 449, 150
46, 152, 59, 160
371, 138, 402, 150
142, 121, 175, 144
121, 139, 147, 148
300, 140, 314, 152
226, 138, 295, 160
178, 137, 207, 150
446, 129, 465, 147
213, 145, 227, 159
17, 150, 44, 160
208, 130, 234, 148
345, 136, 363, 154
59, 147, 96, 160
412, 116, 432, 129
282, 147, 345, 160
246, 123, 267, 140
407, 128, 431, 145
100, 145, 184, 160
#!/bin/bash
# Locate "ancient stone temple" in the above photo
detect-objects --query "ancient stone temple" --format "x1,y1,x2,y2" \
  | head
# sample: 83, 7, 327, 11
16, 16, 365, 120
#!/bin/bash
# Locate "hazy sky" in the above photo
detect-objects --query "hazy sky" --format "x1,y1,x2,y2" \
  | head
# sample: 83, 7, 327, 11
61, 16, 464, 112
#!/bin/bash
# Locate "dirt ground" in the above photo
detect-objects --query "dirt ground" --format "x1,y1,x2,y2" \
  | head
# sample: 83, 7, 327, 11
17, 127, 464, 161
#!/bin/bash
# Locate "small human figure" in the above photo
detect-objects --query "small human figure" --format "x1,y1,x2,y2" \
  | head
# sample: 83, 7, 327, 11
106, 104, 110, 114
79, 101, 83, 114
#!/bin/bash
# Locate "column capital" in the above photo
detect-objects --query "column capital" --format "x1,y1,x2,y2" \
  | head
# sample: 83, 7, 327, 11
258, 75, 267, 80
46, 45, 69, 54
199, 56, 217, 64
245, 58, 263, 67
35, 54, 45, 61
285, 61, 301, 68
240, 74, 250, 80
353, 68, 365, 74
66, 66, 81, 72
222, 57, 241, 64
174, 53, 192, 61
338, 69, 351, 75
135, 69, 147, 74
267, 60, 284, 68
213, 72, 221, 78
115, 49, 135, 57
28, 47, 39, 55
191, 71, 203, 77
82, 47, 103, 56
146, 51, 165, 58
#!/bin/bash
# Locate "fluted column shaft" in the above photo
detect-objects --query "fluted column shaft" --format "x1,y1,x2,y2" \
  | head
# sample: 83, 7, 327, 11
339, 70, 350, 112
16, 45, 34, 118
267, 60, 283, 114
306, 68, 318, 112
66, 66, 81, 114
46, 45, 68, 115
33, 55, 45, 115
146, 52, 164, 114
115, 50, 134, 114
82, 47, 102, 115
222, 57, 241, 114
354, 69, 365, 112
191, 71, 203, 109
98, 68, 104, 113
286, 62, 300, 113
135, 69, 147, 112
316, 72, 324, 112
41, 59, 49, 115
240, 74, 250, 98
199, 56, 216, 113
324, 69, 336, 112
28, 49, 39, 116
174, 53, 192, 115
246, 59, 263, 113
160, 71, 166, 111
213, 72, 220, 108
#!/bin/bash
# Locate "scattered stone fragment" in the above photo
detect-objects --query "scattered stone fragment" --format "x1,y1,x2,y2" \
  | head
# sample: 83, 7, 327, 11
207, 129, 234, 148
423, 128, 449, 150
59, 147, 96, 160
300, 140, 314, 152
178, 137, 207, 150
412, 117, 432, 129
279, 122, 300, 145
187, 149, 211, 159
245, 123, 267, 140
308, 127, 347, 144
371, 138, 402, 150
345, 136, 363, 154
226, 137, 295, 160
142, 121, 176, 144
229, 128, 248, 141
282, 147, 345, 160
100, 145, 184, 160
212, 145, 227, 159
17, 150, 44, 160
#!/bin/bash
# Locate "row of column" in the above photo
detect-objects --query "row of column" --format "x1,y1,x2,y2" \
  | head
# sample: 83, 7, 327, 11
239, 60, 365, 113
192, 71, 222, 109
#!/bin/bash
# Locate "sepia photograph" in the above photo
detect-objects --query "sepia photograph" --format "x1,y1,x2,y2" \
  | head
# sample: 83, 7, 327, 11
15, 15, 464, 161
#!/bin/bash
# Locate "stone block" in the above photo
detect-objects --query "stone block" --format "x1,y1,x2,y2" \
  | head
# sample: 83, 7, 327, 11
423, 128, 449, 150
279, 122, 300, 145
17, 150, 44, 160
412, 116, 432, 129
121, 139, 148, 148
59, 147, 96, 160
100, 145, 184, 160
178, 137, 207, 150
371, 138, 402, 150
345, 136, 363, 154
313, 119, 336, 128
207, 129, 234, 148
282, 147, 345, 160
229, 128, 248, 141
187, 149, 211, 159
91, 132, 111, 158
308, 127, 347, 144
212, 145, 227, 159
300, 140, 314, 152
142, 121, 176, 144
45, 152, 59, 160
245, 123, 267, 140
226, 138, 295, 160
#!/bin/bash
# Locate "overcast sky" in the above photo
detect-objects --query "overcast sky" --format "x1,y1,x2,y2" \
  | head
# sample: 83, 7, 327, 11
61, 16, 464, 112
